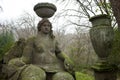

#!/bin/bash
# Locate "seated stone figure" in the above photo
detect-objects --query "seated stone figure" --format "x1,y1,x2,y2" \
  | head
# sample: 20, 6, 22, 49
2, 38, 26, 79
4, 18, 75, 80
4, 38, 26, 64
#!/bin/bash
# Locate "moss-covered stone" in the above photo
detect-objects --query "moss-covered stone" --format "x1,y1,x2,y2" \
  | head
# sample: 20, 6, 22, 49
52, 72, 74, 80
92, 62, 117, 72
20, 65, 46, 80
75, 72, 94, 80
89, 14, 111, 27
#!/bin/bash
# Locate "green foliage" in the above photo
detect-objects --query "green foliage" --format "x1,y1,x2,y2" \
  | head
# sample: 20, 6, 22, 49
62, 51, 92, 74
62, 53, 95, 80
108, 29, 120, 65
66, 45, 91, 72
98, 2, 112, 15
62, 52, 74, 65
0, 31, 15, 61
75, 72, 94, 80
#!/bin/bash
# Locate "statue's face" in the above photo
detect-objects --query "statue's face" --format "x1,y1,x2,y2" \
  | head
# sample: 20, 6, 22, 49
40, 22, 51, 34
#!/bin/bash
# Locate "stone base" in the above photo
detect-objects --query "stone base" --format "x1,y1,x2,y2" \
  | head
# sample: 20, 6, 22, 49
92, 62, 117, 80
94, 71, 117, 80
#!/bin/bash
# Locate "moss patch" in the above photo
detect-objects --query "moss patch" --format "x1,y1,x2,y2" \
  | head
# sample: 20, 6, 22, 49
92, 62, 116, 72
75, 72, 94, 80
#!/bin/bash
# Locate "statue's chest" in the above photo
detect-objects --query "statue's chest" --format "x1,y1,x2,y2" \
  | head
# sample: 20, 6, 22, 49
33, 38, 57, 64
34, 38, 56, 52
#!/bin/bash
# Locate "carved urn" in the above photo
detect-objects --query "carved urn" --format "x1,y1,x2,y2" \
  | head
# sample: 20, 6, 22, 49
89, 14, 114, 61
34, 3, 57, 18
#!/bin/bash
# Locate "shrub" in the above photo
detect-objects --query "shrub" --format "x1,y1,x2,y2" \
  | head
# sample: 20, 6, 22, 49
0, 31, 15, 61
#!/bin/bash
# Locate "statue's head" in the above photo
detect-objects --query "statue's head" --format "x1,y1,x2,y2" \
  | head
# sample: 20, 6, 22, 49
37, 18, 55, 38
37, 18, 52, 34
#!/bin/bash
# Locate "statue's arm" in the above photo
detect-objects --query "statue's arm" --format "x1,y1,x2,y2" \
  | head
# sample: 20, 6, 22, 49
55, 41, 65, 61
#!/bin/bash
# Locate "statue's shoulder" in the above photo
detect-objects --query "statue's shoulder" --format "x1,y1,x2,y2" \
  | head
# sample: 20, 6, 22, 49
26, 36, 36, 45
27, 36, 36, 41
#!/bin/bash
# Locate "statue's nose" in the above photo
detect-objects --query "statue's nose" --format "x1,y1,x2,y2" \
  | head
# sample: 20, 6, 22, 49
45, 27, 48, 29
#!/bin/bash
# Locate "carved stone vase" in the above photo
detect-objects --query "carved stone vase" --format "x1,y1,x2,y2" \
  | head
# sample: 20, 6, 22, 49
89, 14, 114, 61
89, 14, 117, 80
34, 2, 57, 18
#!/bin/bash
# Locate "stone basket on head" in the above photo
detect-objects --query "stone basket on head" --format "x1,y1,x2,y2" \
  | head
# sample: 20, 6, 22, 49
34, 2, 57, 18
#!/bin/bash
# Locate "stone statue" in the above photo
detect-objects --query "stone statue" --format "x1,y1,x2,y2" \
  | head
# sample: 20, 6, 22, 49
2, 38, 26, 79
3, 18, 74, 80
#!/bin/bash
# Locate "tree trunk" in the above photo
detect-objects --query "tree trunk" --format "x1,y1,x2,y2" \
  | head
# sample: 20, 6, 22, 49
109, 0, 120, 30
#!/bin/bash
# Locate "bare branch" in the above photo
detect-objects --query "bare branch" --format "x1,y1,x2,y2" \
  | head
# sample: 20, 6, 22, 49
68, 20, 91, 28
76, 0, 91, 18
94, 0, 104, 14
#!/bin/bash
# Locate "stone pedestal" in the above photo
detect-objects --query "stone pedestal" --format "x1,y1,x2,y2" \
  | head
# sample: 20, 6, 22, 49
92, 62, 117, 80
94, 71, 116, 80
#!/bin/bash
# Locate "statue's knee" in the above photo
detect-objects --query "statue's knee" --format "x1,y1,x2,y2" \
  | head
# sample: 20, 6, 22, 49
20, 65, 46, 80
52, 72, 75, 80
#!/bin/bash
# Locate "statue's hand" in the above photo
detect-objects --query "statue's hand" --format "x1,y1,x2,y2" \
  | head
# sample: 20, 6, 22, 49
64, 59, 75, 74
8, 58, 25, 67
7, 58, 25, 77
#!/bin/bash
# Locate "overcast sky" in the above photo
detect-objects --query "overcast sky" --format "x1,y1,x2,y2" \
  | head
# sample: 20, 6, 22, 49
0, 0, 59, 22
0, 0, 84, 33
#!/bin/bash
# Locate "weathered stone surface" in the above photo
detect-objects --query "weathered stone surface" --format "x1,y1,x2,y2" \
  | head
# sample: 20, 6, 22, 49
2, 18, 74, 80
52, 72, 74, 80
20, 65, 46, 80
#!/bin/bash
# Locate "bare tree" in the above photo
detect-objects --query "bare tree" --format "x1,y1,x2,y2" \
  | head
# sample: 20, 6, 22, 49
12, 12, 38, 39
0, 12, 39, 40
54, 0, 116, 29
53, 0, 102, 71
